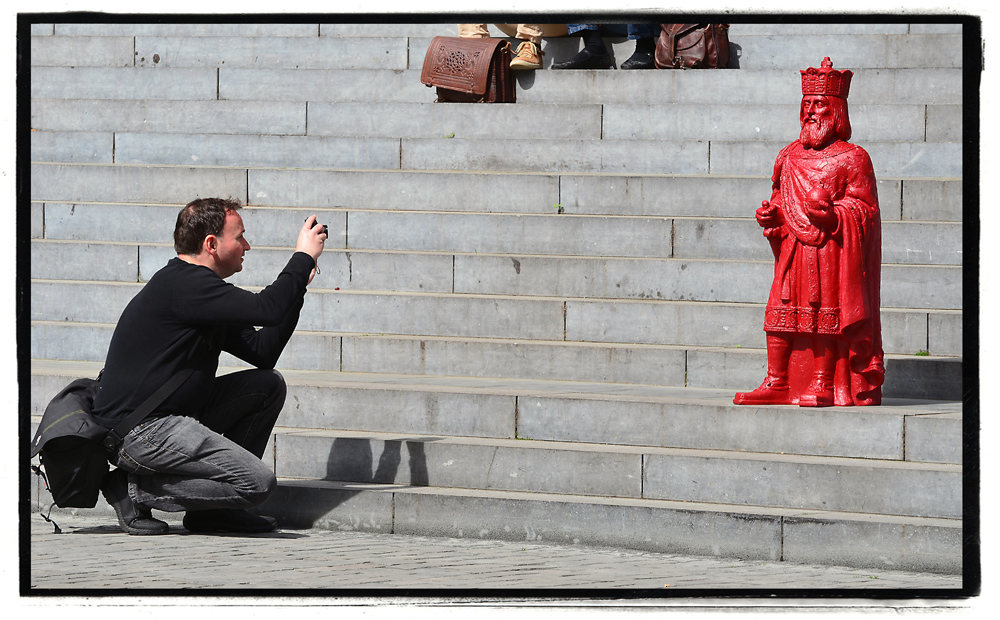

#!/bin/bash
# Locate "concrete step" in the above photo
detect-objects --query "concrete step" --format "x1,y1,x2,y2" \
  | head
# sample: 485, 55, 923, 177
262, 478, 961, 573
32, 21, 963, 40
30, 100, 960, 145
30, 360, 962, 465
28, 130, 963, 178
29, 280, 962, 354
30, 318, 963, 401
29, 174, 964, 223
31, 29, 963, 71
29, 65, 963, 107
270, 429, 960, 518
391, 137, 962, 177
30, 211, 965, 266
30, 241, 964, 312
27, 466, 962, 577
26, 467, 961, 574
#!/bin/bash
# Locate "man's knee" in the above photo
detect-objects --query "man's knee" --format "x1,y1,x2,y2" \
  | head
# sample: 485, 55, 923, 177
263, 369, 287, 405
241, 464, 278, 506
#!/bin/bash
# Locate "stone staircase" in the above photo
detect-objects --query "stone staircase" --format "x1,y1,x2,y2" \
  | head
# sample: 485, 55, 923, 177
28, 20, 966, 574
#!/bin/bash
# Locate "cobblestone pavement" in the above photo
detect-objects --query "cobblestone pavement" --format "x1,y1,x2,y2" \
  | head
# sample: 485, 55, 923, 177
24, 512, 968, 597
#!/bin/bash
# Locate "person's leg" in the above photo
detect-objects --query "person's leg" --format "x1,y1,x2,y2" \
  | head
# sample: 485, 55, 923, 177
621, 24, 658, 70
458, 23, 489, 38
510, 24, 544, 70
104, 369, 286, 534
197, 368, 286, 459
103, 413, 278, 534
116, 414, 277, 512
552, 25, 614, 70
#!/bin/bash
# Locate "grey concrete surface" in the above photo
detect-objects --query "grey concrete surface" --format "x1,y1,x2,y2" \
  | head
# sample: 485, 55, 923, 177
26, 512, 964, 590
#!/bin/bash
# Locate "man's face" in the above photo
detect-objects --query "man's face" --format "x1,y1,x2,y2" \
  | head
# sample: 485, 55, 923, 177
800, 95, 836, 149
214, 210, 251, 278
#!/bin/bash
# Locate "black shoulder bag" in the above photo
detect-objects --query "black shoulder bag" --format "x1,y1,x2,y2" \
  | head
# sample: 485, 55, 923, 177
30, 367, 196, 525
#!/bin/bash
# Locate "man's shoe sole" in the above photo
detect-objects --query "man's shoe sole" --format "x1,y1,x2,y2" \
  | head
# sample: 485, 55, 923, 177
102, 473, 169, 536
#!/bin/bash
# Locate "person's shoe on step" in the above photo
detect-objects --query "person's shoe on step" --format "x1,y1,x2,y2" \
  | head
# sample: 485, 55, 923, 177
510, 40, 543, 70
620, 36, 656, 69
183, 508, 277, 534
552, 48, 615, 70
101, 468, 169, 536
552, 28, 614, 70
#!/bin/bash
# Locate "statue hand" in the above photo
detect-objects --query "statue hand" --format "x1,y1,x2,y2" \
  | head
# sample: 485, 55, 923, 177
756, 200, 780, 228
805, 189, 837, 228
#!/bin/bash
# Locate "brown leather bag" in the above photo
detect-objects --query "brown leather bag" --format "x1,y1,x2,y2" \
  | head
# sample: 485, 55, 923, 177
420, 36, 516, 103
654, 24, 731, 69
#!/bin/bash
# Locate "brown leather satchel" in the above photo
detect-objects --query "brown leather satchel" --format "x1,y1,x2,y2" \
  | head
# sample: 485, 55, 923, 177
420, 36, 516, 103
654, 24, 731, 69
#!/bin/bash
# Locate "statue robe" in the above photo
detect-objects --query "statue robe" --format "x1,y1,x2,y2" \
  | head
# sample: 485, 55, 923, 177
763, 139, 884, 405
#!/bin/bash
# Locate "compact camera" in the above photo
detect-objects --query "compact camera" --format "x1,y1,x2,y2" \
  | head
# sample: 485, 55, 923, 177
309, 219, 329, 236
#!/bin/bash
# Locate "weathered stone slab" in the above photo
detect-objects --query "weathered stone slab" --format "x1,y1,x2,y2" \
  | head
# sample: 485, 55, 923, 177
116, 132, 399, 170
604, 104, 928, 143
517, 394, 906, 459
281, 383, 515, 439
248, 169, 559, 212
262, 480, 395, 532
400, 138, 709, 175
297, 292, 567, 341
393, 489, 784, 560
220, 68, 434, 103
31, 241, 139, 282
902, 179, 963, 221
31, 35, 135, 67
30, 131, 113, 164
349, 211, 672, 257
782, 515, 962, 574
341, 336, 688, 386
454, 255, 770, 304
32, 164, 247, 205
275, 432, 643, 497
56, 23, 320, 37
31, 66, 218, 100
644, 453, 961, 518
32, 99, 306, 135
308, 101, 602, 140
905, 413, 963, 465
134, 36, 408, 69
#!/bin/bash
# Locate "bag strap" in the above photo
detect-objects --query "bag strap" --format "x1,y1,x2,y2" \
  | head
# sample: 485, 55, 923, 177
101, 366, 196, 452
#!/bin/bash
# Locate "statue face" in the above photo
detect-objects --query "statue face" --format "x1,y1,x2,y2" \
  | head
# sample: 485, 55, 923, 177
801, 95, 834, 124
800, 95, 837, 149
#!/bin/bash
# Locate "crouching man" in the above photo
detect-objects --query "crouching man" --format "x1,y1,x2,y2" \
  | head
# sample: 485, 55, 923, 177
91, 197, 326, 535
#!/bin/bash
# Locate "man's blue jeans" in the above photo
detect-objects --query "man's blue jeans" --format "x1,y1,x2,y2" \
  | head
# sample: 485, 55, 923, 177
566, 24, 659, 39
110, 368, 284, 512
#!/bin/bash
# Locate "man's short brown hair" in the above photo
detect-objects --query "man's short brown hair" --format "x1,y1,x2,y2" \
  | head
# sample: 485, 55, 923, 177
173, 197, 242, 255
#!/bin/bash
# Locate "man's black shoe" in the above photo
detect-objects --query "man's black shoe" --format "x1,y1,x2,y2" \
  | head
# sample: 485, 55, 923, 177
183, 508, 277, 533
101, 468, 169, 536
621, 51, 655, 70
551, 49, 615, 70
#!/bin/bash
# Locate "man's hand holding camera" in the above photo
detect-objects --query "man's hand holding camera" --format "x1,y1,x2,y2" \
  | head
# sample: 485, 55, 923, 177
297, 215, 328, 285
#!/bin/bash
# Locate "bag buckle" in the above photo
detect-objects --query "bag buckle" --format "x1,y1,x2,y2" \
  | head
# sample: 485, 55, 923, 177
102, 430, 123, 453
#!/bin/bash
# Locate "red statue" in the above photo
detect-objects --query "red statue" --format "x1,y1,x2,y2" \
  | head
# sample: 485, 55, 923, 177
734, 58, 884, 407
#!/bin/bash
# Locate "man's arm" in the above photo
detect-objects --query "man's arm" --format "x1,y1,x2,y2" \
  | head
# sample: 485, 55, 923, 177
219, 215, 327, 368
223, 293, 304, 369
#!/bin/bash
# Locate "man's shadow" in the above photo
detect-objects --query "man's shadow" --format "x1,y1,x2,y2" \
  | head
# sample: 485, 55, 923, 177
270, 436, 432, 529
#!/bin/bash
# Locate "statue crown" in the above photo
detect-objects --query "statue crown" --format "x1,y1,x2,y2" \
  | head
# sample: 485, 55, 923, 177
801, 57, 853, 98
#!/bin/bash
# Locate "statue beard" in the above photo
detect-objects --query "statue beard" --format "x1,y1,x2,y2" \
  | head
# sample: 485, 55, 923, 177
800, 116, 836, 149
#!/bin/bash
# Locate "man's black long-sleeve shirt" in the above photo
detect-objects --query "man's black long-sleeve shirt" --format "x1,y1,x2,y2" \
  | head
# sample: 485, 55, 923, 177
91, 252, 315, 428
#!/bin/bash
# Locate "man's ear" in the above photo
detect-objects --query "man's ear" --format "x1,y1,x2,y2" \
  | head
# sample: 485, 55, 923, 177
203, 234, 219, 256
